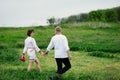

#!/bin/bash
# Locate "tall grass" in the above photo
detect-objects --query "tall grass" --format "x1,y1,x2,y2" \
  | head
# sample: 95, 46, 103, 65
0, 22, 120, 80
0, 22, 120, 53
0, 51, 120, 80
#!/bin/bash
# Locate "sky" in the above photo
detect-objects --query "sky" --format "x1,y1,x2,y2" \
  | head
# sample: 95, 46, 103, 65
0, 0, 120, 27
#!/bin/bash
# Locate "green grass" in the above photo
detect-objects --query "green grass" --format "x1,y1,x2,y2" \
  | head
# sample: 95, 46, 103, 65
0, 22, 120, 52
0, 22, 120, 80
0, 51, 120, 80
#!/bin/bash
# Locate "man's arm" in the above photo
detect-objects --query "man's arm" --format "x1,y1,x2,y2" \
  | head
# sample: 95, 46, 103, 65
67, 50, 72, 60
64, 36, 72, 60
44, 38, 54, 55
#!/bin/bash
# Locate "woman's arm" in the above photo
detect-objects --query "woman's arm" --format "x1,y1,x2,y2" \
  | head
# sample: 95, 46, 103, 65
22, 41, 27, 57
32, 38, 40, 52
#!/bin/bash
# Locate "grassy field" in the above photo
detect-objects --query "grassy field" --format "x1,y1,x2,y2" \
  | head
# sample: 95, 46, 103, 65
0, 22, 120, 80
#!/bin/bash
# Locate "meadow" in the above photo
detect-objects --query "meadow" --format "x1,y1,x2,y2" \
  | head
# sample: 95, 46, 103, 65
0, 22, 120, 80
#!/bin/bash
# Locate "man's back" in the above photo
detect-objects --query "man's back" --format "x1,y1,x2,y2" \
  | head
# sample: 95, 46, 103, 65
45, 26, 71, 76
47, 34, 69, 58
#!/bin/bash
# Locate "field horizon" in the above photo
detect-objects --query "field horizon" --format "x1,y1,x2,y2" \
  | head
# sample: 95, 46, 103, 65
0, 22, 120, 80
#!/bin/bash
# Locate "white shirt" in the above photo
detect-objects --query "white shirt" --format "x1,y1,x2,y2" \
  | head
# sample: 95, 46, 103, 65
23, 37, 40, 53
47, 34, 70, 58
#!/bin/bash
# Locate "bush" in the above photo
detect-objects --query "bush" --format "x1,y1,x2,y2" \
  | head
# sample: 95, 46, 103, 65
78, 73, 93, 80
105, 9, 118, 22
88, 51, 114, 58
0, 44, 8, 49
0, 49, 20, 62
0, 44, 5, 49
16, 42, 24, 48
88, 9, 118, 22
70, 46, 79, 51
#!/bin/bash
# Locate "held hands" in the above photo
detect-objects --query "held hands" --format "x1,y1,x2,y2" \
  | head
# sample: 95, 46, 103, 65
39, 50, 48, 56
42, 51, 49, 56
44, 51, 49, 56
39, 50, 44, 55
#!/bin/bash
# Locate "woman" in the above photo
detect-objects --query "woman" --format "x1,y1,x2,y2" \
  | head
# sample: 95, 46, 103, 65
21, 29, 43, 72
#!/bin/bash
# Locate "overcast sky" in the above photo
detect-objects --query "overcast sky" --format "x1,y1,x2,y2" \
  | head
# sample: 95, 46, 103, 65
0, 0, 120, 27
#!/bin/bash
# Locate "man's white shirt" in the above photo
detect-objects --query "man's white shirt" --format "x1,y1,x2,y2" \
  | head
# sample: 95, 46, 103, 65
47, 34, 70, 58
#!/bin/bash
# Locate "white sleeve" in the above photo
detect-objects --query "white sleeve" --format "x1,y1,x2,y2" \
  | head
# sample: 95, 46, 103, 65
47, 38, 54, 51
64, 36, 70, 51
23, 41, 27, 53
32, 38, 40, 52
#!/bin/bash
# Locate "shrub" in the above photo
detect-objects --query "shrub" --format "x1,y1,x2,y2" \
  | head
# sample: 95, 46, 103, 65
70, 46, 79, 51
0, 44, 5, 49
105, 9, 118, 22
0, 49, 20, 62
0, 44, 8, 49
88, 51, 114, 58
16, 42, 24, 48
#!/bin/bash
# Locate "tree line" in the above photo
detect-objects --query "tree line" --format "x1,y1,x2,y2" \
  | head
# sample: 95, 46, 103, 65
47, 6, 120, 25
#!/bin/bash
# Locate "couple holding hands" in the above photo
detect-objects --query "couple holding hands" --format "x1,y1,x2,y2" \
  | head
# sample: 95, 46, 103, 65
21, 26, 72, 77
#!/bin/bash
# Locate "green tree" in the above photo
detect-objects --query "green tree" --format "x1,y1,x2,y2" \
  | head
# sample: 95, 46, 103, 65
115, 7, 120, 21
105, 9, 118, 22
76, 13, 88, 22
88, 11, 97, 21
67, 15, 77, 23
47, 17, 55, 26
88, 10, 105, 21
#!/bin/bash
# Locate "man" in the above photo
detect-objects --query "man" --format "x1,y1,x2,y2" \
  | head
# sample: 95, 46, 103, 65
45, 26, 72, 78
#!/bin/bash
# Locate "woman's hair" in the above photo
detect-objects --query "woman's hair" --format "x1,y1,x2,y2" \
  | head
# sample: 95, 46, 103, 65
27, 29, 34, 36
